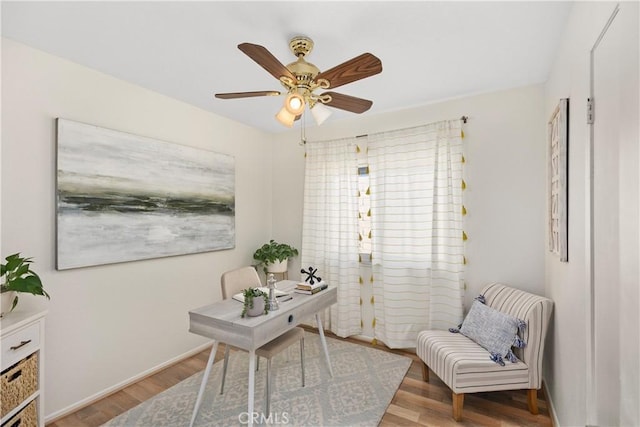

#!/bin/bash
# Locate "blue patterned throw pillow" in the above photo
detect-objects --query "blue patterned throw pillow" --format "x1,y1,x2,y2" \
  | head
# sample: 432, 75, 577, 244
450, 295, 526, 365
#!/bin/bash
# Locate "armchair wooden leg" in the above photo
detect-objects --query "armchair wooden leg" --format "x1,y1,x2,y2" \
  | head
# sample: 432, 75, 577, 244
527, 389, 539, 415
452, 392, 464, 421
422, 362, 430, 382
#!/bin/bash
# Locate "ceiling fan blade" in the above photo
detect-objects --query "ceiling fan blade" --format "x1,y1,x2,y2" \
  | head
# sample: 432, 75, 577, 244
215, 91, 281, 99
238, 43, 296, 82
315, 53, 382, 89
322, 92, 373, 114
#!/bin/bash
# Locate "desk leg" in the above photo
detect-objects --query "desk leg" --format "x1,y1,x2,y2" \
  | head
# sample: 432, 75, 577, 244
190, 340, 218, 427
248, 350, 256, 427
315, 313, 334, 377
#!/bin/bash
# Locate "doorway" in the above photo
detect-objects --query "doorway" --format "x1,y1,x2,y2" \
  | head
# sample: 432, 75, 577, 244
590, 2, 639, 425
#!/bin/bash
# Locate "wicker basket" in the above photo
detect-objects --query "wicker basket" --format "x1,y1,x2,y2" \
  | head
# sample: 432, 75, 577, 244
1, 353, 38, 418
1, 398, 37, 427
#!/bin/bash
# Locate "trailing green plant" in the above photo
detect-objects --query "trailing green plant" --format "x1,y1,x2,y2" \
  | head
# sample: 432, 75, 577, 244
1, 253, 50, 313
252, 240, 299, 272
241, 287, 268, 318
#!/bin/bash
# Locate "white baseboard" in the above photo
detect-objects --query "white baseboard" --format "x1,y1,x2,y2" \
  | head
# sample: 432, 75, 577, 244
351, 333, 374, 343
45, 342, 213, 423
543, 380, 560, 427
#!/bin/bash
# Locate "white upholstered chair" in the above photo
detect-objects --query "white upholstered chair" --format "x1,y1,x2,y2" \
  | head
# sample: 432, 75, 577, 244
220, 266, 305, 414
416, 283, 553, 421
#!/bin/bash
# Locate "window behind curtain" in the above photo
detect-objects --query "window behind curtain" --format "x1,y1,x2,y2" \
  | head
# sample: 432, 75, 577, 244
301, 120, 465, 346
368, 120, 465, 348
301, 137, 362, 337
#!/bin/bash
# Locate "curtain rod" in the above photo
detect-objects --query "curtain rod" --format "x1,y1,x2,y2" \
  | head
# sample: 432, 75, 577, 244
305, 116, 468, 144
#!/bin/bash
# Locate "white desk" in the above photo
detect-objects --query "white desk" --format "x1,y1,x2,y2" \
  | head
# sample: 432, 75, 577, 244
188, 280, 337, 427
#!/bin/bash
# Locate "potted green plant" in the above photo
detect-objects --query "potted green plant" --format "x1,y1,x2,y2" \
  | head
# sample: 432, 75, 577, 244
1, 253, 50, 316
241, 287, 268, 318
253, 240, 299, 274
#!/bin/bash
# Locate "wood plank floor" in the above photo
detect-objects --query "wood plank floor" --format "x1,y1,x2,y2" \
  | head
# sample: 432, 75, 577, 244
47, 329, 552, 426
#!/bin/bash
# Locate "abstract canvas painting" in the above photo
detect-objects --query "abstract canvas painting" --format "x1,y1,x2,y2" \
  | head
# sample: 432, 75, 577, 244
56, 119, 235, 270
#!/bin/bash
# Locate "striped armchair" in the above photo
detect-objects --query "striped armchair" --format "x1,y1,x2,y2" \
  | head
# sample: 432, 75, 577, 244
416, 283, 553, 421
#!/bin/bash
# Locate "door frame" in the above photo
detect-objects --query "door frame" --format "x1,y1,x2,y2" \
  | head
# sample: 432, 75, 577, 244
587, 4, 620, 426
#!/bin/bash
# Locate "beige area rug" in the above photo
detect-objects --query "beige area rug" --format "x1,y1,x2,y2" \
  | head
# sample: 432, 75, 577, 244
103, 334, 411, 426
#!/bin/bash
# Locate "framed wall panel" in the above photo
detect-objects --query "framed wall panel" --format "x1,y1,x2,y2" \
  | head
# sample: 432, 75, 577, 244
548, 99, 569, 262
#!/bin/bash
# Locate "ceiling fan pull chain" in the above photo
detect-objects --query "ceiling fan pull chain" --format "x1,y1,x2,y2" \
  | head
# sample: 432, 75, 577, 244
300, 112, 307, 145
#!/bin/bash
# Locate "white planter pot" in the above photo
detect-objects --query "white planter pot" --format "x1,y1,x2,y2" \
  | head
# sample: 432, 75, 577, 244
247, 296, 266, 317
1, 291, 16, 317
267, 259, 288, 273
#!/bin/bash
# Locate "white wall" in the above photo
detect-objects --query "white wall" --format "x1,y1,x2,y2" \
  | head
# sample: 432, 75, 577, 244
272, 84, 547, 311
543, 2, 639, 426
1, 39, 274, 419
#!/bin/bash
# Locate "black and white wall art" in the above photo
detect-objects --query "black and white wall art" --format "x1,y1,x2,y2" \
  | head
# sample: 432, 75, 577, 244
56, 119, 235, 270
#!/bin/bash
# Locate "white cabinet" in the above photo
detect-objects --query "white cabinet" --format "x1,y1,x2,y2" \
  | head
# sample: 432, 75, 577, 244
1, 310, 46, 427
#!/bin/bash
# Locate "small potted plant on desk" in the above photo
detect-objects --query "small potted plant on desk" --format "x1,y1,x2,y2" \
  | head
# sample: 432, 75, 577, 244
241, 288, 269, 318
1, 253, 50, 317
253, 240, 299, 276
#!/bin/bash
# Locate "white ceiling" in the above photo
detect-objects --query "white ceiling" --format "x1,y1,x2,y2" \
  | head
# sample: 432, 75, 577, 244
2, 1, 573, 133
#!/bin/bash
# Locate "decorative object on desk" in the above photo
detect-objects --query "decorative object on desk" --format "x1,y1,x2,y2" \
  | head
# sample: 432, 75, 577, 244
295, 281, 328, 295
266, 273, 279, 311
252, 240, 299, 274
300, 266, 322, 285
1, 253, 50, 317
103, 334, 411, 427
232, 287, 292, 303
241, 288, 268, 317
56, 119, 235, 270
296, 279, 326, 291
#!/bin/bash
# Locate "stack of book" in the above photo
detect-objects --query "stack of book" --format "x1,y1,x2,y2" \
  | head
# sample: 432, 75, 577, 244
294, 281, 328, 295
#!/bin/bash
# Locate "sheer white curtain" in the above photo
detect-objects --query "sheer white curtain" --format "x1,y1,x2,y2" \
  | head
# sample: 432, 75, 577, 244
301, 138, 361, 338
369, 120, 465, 348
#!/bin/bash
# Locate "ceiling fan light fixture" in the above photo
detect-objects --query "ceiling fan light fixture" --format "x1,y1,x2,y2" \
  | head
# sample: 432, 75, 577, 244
215, 37, 382, 130
284, 93, 305, 115
276, 106, 296, 128
311, 102, 332, 126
